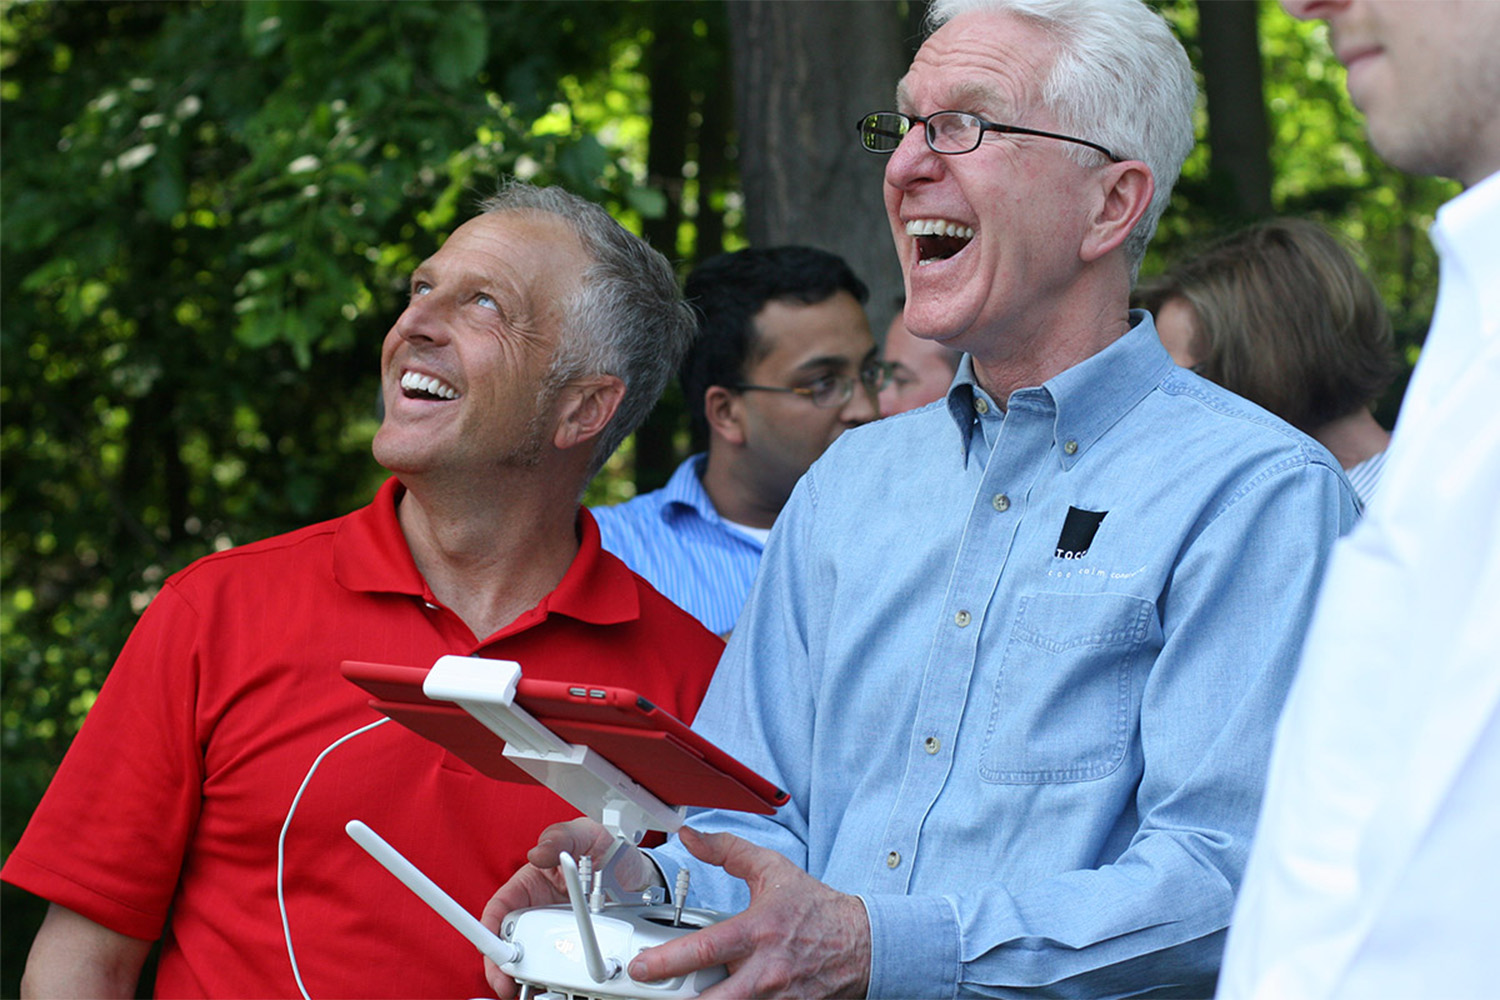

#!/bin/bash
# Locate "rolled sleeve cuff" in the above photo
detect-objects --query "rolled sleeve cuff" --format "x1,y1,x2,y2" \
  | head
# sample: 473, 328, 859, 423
861, 892, 961, 999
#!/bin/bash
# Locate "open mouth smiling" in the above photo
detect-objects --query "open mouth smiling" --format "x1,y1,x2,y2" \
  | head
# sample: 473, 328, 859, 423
400, 370, 460, 400
907, 218, 975, 265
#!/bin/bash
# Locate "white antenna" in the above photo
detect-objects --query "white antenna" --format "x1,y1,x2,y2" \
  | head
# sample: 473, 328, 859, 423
559, 851, 622, 984
345, 820, 521, 968
672, 868, 692, 927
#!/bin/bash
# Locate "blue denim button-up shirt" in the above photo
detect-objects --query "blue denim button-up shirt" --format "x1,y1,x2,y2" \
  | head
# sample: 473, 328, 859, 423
653, 315, 1356, 997
591, 453, 763, 636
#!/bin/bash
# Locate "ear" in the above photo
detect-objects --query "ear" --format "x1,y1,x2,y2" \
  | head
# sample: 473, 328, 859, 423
703, 385, 748, 447
1080, 160, 1155, 264
552, 375, 626, 452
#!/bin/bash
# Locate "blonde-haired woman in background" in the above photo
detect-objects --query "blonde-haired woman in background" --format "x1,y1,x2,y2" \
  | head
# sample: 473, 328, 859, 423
1138, 218, 1398, 505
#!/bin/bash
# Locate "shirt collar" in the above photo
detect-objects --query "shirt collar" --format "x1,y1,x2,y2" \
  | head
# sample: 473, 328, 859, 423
1433, 168, 1500, 336
538, 507, 640, 626
658, 453, 721, 525
943, 357, 999, 466
333, 477, 427, 596
942, 311, 1174, 469
334, 477, 640, 628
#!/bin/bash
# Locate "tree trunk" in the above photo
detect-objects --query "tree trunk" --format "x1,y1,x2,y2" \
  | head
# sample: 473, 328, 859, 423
636, 5, 697, 491
727, 1, 909, 334
1197, 0, 1274, 222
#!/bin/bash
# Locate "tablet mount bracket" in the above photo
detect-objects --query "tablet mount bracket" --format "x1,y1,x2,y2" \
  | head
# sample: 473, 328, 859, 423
422, 654, 683, 900
348, 655, 729, 999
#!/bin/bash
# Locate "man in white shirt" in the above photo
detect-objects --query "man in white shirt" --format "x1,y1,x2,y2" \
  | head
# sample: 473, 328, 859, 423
1219, 3, 1500, 998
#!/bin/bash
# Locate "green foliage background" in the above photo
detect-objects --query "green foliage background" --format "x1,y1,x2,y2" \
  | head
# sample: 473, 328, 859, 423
0, 0, 1457, 992
1154, 0, 1457, 423
0, 0, 737, 987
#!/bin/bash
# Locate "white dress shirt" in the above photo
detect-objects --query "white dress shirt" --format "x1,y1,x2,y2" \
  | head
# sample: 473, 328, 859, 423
1218, 169, 1500, 999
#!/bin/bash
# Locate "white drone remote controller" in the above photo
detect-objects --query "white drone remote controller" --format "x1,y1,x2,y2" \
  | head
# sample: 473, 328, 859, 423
346, 821, 727, 1000
347, 656, 734, 999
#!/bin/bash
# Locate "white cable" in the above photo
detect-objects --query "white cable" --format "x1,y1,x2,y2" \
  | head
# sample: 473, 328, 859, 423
278, 716, 390, 1000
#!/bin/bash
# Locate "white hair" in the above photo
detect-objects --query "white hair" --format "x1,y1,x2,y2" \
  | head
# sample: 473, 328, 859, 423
926, 0, 1197, 280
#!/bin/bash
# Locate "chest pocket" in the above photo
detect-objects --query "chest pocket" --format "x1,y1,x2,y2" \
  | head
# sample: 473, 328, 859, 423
980, 591, 1154, 784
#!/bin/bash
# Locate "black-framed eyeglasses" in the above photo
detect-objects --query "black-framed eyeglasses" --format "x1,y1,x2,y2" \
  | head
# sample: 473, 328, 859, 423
733, 361, 893, 409
857, 110, 1122, 163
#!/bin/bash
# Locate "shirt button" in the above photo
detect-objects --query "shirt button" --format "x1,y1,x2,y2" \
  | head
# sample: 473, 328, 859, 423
954, 610, 971, 627
1063, 439, 1079, 455
992, 493, 1010, 512
924, 736, 941, 754
974, 397, 990, 415
886, 851, 901, 869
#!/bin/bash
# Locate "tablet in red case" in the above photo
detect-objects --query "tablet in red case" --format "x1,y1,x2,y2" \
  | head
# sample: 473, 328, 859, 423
341, 659, 788, 815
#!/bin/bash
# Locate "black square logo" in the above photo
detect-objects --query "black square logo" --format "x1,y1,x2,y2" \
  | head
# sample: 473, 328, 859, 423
1055, 507, 1107, 559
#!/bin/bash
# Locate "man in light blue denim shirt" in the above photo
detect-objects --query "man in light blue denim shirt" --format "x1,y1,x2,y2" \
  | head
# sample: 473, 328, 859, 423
484, 1, 1357, 996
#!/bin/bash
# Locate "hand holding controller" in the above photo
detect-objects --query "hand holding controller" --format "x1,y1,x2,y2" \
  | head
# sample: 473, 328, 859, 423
341, 657, 789, 999
479, 818, 730, 999
618, 827, 872, 1000
351, 815, 729, 1000
480, 821, 871, 1000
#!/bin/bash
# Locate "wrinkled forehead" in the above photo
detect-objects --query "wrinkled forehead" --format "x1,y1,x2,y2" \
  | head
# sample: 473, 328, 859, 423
449, 211, 587, 289
897, 11, 1055, 118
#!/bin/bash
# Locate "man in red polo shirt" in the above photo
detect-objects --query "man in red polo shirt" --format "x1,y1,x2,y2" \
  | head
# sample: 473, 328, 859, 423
3, 181, 723, 998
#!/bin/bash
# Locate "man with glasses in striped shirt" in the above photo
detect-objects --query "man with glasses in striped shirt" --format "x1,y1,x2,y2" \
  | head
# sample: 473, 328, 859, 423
592, 246, 883, 637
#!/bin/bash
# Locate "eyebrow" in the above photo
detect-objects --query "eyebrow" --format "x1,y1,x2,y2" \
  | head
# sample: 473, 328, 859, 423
894, 79, 1010, 118
791, 350, 871, 376
409, 263, 507, 297
948, 81, 1008, 116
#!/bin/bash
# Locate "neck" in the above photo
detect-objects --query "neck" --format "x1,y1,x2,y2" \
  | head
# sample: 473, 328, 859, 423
1312, 409, 1391, 470
394, 468, 583, 639
966, 270, 1134, 406
970, 308, 1133, 406
699, 447, 783, 529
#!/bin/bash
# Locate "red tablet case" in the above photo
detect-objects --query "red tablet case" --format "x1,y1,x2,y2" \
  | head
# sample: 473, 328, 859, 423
341, 660, 788, 815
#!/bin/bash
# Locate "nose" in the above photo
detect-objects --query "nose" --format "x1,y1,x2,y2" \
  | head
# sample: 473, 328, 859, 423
391, 292, 451, 346
843, 378, 881, 425
883, 120, 944, 191
878, 382, 900, 417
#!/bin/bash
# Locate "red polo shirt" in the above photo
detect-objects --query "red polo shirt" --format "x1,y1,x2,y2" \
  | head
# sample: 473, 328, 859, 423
2, 479, 724, 998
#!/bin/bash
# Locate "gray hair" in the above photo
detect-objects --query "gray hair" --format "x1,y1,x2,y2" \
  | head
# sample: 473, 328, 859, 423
925, 0, 1197, 281
478, 180, 695, 480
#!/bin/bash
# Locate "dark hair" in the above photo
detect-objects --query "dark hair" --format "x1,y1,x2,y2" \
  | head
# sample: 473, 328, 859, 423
679, 246, 869, 441
1136, 218, 1398, 432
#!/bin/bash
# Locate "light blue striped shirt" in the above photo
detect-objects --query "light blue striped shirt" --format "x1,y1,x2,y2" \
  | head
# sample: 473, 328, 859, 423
590, 454, 764, 636
1343, 448, 1387, 508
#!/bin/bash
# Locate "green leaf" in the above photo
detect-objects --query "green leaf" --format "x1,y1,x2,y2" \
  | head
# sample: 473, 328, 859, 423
556, 135, 610, 190
246, 231, 290, 259
234, 309, 282, 349
429, 3, 488, 90
145, 163, 186, 221
625, 185, 667, 220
